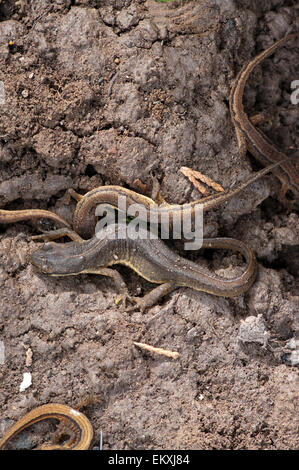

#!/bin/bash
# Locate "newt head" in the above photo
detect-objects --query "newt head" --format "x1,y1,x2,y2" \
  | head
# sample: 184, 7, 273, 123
31, 241, 85, 276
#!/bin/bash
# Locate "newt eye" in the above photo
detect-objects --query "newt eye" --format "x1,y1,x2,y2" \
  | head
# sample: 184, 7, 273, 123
43, 243, 54, 252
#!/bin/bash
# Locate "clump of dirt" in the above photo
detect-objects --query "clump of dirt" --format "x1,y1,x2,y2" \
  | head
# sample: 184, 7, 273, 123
0, 0, 298, 450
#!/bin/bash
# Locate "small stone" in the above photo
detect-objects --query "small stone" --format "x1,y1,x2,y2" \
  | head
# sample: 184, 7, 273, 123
19, 372, 32, 392
238, 314, 270, 349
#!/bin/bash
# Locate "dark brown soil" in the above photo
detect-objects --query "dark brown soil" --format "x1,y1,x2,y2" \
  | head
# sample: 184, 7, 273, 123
0, 0, 298, 450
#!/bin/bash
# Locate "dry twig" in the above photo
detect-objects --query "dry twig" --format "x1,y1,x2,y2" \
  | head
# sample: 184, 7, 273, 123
180, 166, 224, 195
133, 341, 179, 359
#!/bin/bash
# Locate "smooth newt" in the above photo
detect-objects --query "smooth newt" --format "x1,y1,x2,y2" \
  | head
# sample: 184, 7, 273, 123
0, 161, 285, 240
69, 160, 284, 240
229, 32, 299, 204
31, 224, 257, 312
0, 403, 93, 450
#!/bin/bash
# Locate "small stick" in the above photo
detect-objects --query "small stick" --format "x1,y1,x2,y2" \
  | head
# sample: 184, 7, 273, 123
133, 341, 179, 359
180, 166, 225, 195
25, 347, 33, 367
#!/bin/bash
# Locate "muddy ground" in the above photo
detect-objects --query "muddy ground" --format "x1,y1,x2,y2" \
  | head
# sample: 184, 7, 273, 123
0, 0, 298, 450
